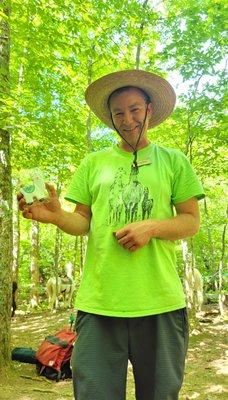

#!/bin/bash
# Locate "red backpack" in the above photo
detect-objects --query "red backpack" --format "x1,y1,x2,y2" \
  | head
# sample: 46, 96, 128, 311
36, 328, 77, 381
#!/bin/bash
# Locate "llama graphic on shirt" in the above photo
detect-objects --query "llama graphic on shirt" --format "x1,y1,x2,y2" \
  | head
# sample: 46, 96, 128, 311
107, 166, 153, 227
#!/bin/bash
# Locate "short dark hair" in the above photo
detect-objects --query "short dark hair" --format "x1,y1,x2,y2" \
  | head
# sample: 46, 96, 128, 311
107, 86, 151, 109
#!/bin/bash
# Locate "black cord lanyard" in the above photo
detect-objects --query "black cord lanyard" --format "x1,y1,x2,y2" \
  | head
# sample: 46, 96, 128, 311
110, 106, 149, 173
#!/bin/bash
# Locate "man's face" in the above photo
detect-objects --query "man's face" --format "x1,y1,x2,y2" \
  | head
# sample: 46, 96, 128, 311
109, 88, 152, 150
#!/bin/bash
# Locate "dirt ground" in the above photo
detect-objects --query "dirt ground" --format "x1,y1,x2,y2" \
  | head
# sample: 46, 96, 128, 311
0, 307, 227, 400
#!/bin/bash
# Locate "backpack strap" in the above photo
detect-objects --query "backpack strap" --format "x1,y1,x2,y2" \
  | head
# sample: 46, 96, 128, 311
45, 335, 68, 348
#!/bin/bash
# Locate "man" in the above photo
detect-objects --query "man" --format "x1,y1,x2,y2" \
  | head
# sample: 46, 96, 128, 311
18, 70, 205, 399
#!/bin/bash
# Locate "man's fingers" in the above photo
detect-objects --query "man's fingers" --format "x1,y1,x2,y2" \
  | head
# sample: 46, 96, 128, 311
45, 183, 57, 198
17, 193, 27, 211
114, 230, 139, 252
18, 197, 27, 211
129, 245, 138, 252
115, 228, 127, 239
123, 241, 134, 249
115, 228, 134, 246
118, 236, 130, 246
122, 241, 138, 251
17, 192, 24, 201
22, 209, 33, 219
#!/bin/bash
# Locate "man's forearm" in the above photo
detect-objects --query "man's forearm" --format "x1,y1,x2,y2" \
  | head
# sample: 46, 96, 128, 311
115, 197, 200, 251
53, 209, 90, 236
149, 213, 200, 241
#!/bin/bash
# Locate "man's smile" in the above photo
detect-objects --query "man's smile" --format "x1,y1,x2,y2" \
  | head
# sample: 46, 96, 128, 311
123, 125, 140, 132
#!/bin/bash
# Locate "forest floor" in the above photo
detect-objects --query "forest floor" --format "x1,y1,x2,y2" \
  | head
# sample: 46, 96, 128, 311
0, 306, 227, 400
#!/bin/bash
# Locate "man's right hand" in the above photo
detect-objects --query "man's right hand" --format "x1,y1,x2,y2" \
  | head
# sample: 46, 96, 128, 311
17, 183, 62, 225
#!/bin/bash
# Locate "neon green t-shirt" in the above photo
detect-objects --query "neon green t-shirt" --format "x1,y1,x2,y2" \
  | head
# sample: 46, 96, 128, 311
65, 143, 205, 317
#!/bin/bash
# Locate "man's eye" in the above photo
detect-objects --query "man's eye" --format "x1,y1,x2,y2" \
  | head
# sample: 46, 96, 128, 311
115, 112, 123, 116
132, 108, 139, 112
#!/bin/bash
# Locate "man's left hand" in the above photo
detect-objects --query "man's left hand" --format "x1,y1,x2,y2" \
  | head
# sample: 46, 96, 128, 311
115, 220, 153, 252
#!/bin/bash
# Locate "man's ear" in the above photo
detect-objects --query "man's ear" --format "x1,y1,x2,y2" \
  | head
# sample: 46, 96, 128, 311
147, 102, 152, 118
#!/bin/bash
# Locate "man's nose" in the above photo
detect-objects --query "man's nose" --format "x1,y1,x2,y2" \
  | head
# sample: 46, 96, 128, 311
123, 111, 133, 125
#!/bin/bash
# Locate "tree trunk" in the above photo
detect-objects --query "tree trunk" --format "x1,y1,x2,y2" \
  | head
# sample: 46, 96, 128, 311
182, 239, 196, 311
52, 183, 62, 307
135, 0, 149, 69
54, 226, 62, 275
218, 205, 227, 315
12, 191, 20, 281
86, 55, 93, 151
30, 221, 40, 307
182, 238, 201, 323
0, 0, 12, 368
203, 197, 215, 271
86, 110, 92, 151
53, 226, 62, 308
79, 236, 87, 277
73, 236, 78, 272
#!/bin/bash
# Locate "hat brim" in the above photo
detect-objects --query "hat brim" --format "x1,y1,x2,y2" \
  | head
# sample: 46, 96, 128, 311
85, 70, 176, 130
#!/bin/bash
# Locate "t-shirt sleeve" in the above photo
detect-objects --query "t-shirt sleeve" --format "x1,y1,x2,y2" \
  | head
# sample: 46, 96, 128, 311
171, 151, 205, 204
64, 155, 92, 206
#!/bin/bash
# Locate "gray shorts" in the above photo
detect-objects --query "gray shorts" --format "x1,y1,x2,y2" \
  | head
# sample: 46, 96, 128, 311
71, 308, 189, 400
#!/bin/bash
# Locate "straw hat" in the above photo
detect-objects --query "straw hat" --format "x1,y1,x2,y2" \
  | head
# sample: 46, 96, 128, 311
85, 69, 176, 130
